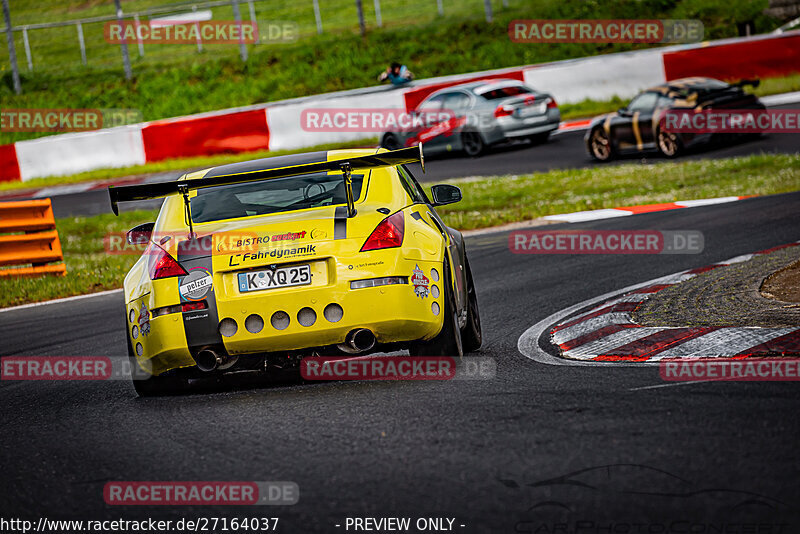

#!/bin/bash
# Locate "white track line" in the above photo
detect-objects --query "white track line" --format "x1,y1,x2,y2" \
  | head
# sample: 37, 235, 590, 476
0, 288, 123, 314
629, 380, 717, 391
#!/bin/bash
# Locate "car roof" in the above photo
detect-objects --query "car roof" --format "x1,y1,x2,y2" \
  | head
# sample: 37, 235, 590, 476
428, 77, 525, 98
197, 148, 381, 179
645, 77, 731, 96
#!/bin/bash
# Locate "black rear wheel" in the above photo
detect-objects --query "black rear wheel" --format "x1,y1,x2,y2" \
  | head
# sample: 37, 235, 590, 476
461, 257, 482, 353
656, 128, 682, 158
589, 127, 613, 161
461, 132, 485, 157
409, 260, 463, 358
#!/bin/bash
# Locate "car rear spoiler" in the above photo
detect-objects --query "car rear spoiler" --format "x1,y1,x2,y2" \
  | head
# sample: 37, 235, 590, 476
732, 79, 760, 89
108, 144, 425, 217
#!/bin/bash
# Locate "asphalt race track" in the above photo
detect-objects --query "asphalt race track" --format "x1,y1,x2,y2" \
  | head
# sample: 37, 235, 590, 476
21, 101, 800, 218
2, 191, 800, 530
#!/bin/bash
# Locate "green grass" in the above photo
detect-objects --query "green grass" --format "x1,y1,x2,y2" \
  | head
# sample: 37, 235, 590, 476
751, 72, 800, 97
0, 210, 156, 308
0, 137, 378, 192
430, 153, 800, 230
0, 67, 796, 192
3, 153, 798, 308
558, 95, 631, 121
1, 0, 783, 146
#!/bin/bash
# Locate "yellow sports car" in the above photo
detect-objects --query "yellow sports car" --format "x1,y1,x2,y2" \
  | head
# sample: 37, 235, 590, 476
109, 146, 482, 396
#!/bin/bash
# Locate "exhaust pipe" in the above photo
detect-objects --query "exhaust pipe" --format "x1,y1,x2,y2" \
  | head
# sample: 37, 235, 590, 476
195, 348, 225, 372
338, 329, 376, 354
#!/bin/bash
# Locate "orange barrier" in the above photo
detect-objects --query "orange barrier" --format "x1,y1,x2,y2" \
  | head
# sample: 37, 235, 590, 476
0, 199, 66, 277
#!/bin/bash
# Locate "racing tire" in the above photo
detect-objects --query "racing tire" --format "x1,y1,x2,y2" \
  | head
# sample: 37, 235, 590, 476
460, 257, 482, 353
381, 133, 402, 151
461, 132, 485, 157
409, 260, 464, 358
588, 127, 614, 161
656, 128, 683, 158
127, 329, 189, 397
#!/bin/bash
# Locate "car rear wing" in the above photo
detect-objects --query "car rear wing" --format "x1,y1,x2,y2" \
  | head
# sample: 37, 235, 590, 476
108, 144, 425, 217
732, 79, 760, 89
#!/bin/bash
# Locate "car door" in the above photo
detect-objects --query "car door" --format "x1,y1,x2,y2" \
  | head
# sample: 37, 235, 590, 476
414, 94, 449, 150
621, 92, 659, 151
441, 90, 474, 135
612, 91, 659, 152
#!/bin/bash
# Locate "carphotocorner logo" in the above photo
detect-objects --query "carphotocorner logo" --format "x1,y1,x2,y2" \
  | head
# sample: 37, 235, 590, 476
1, 109, 142, 132
103, 481, 299, 505
509, 19, 703, 43
509, 230, 704, 254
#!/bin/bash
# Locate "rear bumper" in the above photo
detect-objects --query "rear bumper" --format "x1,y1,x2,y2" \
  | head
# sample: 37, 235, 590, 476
127, 257, 446, 375
217, 258, 445, 355
497, 108, 561, 139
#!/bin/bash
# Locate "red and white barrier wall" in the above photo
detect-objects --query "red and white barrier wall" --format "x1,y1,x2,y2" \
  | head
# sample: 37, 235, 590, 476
1, 30, 798, 183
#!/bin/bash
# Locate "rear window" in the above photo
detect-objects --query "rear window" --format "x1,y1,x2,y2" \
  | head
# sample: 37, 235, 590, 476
190, 172, 365, 223
478, 85, 531, 100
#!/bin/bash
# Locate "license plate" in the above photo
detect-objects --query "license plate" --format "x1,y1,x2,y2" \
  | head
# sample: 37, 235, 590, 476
517, 103, 547, 117
238, 264, 312, 293
523, 115, 547, 124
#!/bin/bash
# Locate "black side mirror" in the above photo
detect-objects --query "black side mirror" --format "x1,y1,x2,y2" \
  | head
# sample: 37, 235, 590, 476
430, 184, 462, 206
617, 107, 630, 116
126, 222, 155, 245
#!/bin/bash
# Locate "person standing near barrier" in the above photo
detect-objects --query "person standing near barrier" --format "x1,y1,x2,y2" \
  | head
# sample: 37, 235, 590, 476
378, 62, 414, 85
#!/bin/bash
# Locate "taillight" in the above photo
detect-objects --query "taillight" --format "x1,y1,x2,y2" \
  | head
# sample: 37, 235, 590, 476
494, 105, 514, 118
151, 300, 207, 318
360, 211, 405, 251
181, 300, 208, 312
546, 97, 558, 109
147, 242, 187, 279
